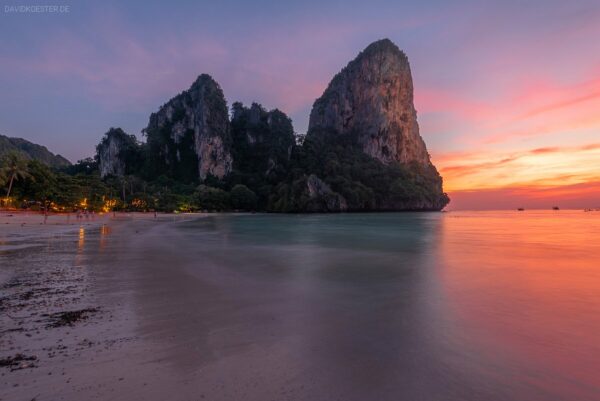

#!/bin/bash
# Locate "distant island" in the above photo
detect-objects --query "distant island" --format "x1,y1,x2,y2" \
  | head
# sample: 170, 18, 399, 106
0, 39, 448, 213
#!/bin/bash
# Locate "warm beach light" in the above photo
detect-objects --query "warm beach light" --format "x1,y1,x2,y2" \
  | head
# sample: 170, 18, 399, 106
1, 197, 15, 208
102, 198, 117, 213
130, 198, 146, 209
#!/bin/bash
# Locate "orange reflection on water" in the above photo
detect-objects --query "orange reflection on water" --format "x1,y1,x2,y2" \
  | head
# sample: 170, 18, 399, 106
438, 210, 600, 397
78, 227, 85, 251
99, 224, 111, 250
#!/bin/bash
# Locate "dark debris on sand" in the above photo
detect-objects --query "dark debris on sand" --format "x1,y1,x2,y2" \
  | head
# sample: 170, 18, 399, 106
0, 236, 107, 375
0, 225, 143, 401
0, 353, 38, 371
43, 308, 99, 328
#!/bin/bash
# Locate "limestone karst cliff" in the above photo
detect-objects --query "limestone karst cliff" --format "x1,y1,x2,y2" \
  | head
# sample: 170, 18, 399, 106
230, 102, 295, 180
96, 128, 140, 178
282, 38, 449, 212
272, 39, 449, 212
143, 74, 233, 182
308, 38, 432, 168
89, 39, 448, 212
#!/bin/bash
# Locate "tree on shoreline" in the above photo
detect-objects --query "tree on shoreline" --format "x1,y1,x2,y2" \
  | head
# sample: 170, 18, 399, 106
1, 151, 33, 204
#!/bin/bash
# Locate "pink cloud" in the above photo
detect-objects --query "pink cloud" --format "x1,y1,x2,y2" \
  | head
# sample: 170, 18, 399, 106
418, 70, 600, 155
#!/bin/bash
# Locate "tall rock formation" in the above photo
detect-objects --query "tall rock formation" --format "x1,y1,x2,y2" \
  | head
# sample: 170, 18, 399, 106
96, 128, 140, 178
144, 74, 233, 182
296, 38, 449, 211
309, 38, 431, 167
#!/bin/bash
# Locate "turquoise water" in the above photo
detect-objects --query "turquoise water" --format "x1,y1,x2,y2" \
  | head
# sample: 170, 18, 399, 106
141, 211, 600, 400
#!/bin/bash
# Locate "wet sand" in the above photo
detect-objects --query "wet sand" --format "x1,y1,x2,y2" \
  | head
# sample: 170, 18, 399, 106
0, 212, 211, 400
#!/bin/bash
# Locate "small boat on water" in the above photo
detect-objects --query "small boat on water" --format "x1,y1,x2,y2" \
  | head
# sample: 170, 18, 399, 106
552, 206, 560, 210
517, 208, 525, 211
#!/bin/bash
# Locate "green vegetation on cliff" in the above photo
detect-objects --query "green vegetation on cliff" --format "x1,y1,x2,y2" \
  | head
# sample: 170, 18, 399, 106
269, 129, 449, 212
1, 106, 447, 213
1, 124, 448, 213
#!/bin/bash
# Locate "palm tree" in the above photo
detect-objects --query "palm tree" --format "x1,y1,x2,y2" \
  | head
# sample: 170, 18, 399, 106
1, 152, 33, 203
120, 175, 129, 204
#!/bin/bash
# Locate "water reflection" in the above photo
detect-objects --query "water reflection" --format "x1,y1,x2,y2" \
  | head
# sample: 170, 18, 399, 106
99, 224, 111, 250
120, 211, 600, 400
77, 227, 85, 251
438, 211, 600, 400
130, 214, 450, 398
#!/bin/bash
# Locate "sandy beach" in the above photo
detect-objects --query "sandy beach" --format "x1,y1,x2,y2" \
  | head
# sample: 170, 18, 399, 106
0, 212, 211, 400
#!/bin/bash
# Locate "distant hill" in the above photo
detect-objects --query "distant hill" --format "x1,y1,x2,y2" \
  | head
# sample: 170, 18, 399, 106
0, 134, 71, 167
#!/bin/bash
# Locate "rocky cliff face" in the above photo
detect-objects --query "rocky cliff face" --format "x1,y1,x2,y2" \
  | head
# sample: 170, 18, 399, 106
96, 128, 139, 178
91, 40, 448, 212
308, 38, 432, 168
300, 38, 448, 211
305, 174, 348, 212
144, 74, 232, 181
230, 102, 295, 178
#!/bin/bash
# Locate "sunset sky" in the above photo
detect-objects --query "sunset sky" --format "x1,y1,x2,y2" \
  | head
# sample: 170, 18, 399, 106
1, 0, 599, 209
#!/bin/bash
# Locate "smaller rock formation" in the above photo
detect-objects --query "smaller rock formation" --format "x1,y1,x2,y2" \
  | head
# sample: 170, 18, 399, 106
96, 128, 140, 178
305, 174, 348, 212
230, 102, 295, 179
144, 74, 232, 181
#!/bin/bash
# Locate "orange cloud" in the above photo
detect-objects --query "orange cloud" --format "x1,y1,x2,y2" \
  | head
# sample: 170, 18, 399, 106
425, 75, 600, 208
447, 180, 600, 211
435, 143, 600, 193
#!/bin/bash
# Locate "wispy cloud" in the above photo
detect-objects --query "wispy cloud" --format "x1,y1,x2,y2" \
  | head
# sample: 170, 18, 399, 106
437, 143, 600, 194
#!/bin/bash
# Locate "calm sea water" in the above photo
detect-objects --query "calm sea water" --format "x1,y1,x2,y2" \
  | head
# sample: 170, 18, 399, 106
155, 211, 600, 400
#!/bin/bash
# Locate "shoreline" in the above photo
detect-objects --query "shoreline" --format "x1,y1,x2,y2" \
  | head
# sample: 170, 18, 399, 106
0, 210, 213, 226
